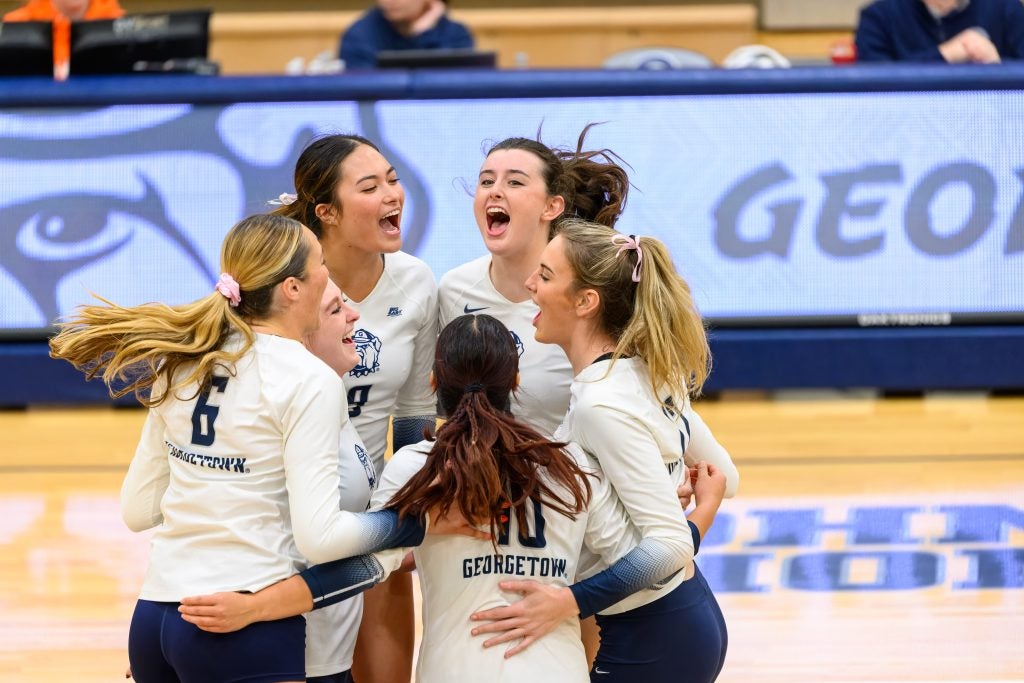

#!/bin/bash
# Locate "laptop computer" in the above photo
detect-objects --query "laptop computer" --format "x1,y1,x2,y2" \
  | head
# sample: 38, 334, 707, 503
374, 48, 497, 69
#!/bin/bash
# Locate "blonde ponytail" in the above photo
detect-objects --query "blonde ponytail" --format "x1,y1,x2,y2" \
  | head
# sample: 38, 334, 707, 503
50, 214, 311, 407
557, 219, 710, 403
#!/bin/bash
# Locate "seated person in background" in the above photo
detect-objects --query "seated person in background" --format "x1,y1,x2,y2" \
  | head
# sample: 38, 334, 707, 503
339, 0, 474, 69
855, 0, 1024, 63
3, 0, 124, 78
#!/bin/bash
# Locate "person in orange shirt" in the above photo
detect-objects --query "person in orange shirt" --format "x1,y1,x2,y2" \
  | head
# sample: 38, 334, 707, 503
3, 0, 124, 78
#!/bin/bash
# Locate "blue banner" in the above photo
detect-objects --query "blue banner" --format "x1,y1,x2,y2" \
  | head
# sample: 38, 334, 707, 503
2, 88, 1022, 334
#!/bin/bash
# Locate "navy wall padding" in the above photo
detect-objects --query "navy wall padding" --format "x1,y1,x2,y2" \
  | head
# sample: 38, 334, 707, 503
7, 325, 1022, 406
705, 326, 1024, 392
0, 343, 140, 407
2, 63, 1024, 107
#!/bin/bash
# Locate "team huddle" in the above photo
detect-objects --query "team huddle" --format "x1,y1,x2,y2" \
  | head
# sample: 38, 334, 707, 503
49, 127, 740, 683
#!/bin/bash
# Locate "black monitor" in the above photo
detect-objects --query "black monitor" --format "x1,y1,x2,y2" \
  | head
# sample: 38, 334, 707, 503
0, 21, 53, 77
69, 10, 211, 75
375, 48, 497, 70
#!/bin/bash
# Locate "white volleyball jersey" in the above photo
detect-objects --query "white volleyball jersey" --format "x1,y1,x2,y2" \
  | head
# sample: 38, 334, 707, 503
559, 356, 739, 615
370, 440, 631, 683
344, 250, 438, 473
305, 420, 376, 677
121, 334, 391, 601
438, 256, 572, 437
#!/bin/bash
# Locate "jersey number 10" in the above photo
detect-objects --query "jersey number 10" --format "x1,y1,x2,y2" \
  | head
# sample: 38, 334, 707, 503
497, 498, 548, 549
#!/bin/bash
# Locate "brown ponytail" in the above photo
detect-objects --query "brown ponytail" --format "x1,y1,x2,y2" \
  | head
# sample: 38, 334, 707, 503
387, 314, 592, 546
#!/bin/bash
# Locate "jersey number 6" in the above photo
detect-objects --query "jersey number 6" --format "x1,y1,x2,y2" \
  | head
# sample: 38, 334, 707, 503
190, 376, 229, 446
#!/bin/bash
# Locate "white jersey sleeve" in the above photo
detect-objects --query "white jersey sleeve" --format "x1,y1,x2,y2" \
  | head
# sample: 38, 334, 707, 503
120, 409, 170, 532
558, 443, 643, 572
570, 399, 693, 572
394, 272, 438, 420
683, 407, 740, 498
561, 358, 703, 614
320, 443, 435, 592
299, 442, 431, 613
304, 420, 376, 678
574, 457, 636, 567
279, 354, 394, 565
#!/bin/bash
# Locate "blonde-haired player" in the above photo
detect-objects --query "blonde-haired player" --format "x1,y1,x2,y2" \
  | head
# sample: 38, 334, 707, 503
50, 214, 426, 683
471, 219, 740, 682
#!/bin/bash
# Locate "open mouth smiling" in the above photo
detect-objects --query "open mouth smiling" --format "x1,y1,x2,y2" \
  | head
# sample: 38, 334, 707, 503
380, 208, 401, 233
486, 206, 510, 235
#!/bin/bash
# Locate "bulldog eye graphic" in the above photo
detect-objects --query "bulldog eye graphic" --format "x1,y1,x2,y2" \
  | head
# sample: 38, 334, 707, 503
0, 178, 212, 325
16, 202, 132, 262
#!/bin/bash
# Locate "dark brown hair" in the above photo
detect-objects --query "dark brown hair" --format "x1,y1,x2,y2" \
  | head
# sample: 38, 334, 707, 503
273, 134, 381, 238
387, 314, 592, 545
486, 123, 630, 236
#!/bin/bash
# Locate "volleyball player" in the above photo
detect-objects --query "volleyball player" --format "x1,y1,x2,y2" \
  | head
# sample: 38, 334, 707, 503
272, 135, 437, 683
438, 128, 724, 661
303, 278, 376, 683
49, 214, 427, 683
437, 127, 629, 437
469, 219, 740, 682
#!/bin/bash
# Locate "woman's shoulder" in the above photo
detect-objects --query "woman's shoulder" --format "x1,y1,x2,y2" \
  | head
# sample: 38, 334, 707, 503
439, 255, 490, 288
383, 251, 438, 299
386, 250, 435, 277
253, 334, 343, 392
390, 439, 433, 465
438, 255, 492, 316
573, 357, 646, 401
371, 439, 433, 507
569, 358, 663, 426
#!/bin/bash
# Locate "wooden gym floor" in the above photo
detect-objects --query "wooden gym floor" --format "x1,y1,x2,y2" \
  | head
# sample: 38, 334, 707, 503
1, 394, 1022, 682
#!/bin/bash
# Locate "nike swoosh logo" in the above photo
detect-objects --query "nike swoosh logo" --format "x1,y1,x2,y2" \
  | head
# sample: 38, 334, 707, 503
593, 668, 610, 675
464, 304, 489, 314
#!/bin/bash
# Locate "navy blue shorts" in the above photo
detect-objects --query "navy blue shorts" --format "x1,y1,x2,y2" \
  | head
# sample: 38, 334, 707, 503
305, 671, 354, 683
307, 672, 352, 683
128, 599, 306, 683
592, 563, 728, 682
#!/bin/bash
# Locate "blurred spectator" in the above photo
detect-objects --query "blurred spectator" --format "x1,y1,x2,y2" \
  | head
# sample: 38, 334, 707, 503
3, 0, 124, 78
339, 0, 474, 69
855, 0, 1024, 63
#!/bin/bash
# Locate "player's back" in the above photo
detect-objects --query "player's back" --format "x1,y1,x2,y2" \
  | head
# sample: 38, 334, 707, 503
373, 442, 594, 682
134, 332, 345, 599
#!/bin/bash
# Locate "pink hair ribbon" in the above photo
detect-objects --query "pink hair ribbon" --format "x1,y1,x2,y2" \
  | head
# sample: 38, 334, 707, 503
215, 273, 241, 307
611, 233, 643, 283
